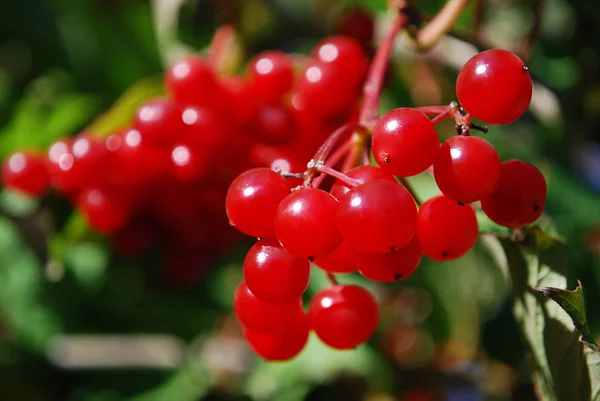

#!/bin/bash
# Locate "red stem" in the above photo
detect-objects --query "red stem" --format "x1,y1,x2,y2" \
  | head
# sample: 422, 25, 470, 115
430, 105, 454, 125
416, 105, 449, 116
313, 164, 360, 188
312, 123, 360, 163
311, 139, 353, 188
358, 13, 409, 128
206, 25, 235, 69
327, 273, 339, 286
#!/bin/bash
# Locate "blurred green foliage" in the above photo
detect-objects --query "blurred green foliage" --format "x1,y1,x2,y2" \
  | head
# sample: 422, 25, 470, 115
1, 0, 600, 401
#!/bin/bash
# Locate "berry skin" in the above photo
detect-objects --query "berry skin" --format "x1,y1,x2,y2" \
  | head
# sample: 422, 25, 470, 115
77, 187, 131, 234
330, 165, 396, 200
243, 313, 310, 361
165, 55, 217, 105
372, 108, 440, 177
456, 49, 533, 125
275, 188, 342, 259
313, 240, 357, 274
2, 152, 49, 197
416, 195, 478, 261
133, 98, 184, 146
294, 60, 355, 120
253, 105, 296, 144
233, 281, 305, 333
336, 9, 374, 46
309, 285, 379, 349
181, 105, 230, 150
311, 35, 368, 90
434, 136, 502, 203
481, 160, 546, 228
356, 236, 421, 282
244, 238, 311, 304
248, 51, 294, 105
336, 179, 417, 253
169, 143, 208, 182
226, 168, 291, 238
48, 135, 106, 194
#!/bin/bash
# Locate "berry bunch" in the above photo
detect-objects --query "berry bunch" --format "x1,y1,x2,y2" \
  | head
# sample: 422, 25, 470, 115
226, 48, 547, 361
1, 34, 370, 284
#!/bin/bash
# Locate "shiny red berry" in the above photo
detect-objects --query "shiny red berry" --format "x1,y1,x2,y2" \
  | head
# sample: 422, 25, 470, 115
133, 98, 184, 146
313, 240, 357, 274
226, 168, 291, 238
248, 50, 294, 105
294, 60, 355, 120
373, 108, 440, 177
77, 187, 131, 234
275, 188, 342, 259
165, 55, 217, 105
433, 136, 501, 203
2, 152, 49, 197
416, 195, 478, 261
169, 143, 208, 182
456, 49, 533, 125
481, 160, 546, 228
309, 285, 379, 349
244, 238, 310, 304
253, 105, 296, 144
311, 35, 368, 90
233, 281, 304, 333
243, 312, 310, 361
356, 236, 421, 282
337, 179, 417, 253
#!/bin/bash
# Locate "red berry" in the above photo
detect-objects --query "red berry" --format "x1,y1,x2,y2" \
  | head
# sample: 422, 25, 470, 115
48, 135, 106, 194
416, 195, 478, 261
243, 313, 310, 361
105, 128, 168, 186
226, 168, 290, 238
2, 152, 49, 197
253, 105, 296, 144
249, 144, 306, 187
133, 98, 184, 146
309, 284, 379, 349
77, 187, 131, 234
294, 60, 355, 120
372, 108, 440, 177
165, 55, 217, 105
336, 179, 417, 253
433, 136, 501, 203
275, 188, 342, 259
248, 51, 294, 105
311, 35, 368, 90
181, 105, 230, 150
168, 144, 208, 182
481, 160, 546, 228
330, 165, 396, 200
313, 241, 357, 274
336, 9, 374, 46
233, 281, 304, 333
219, 76, 257, 124
356, 236, 421, 282
244, 238, 311, 304
456, 49, 532, 125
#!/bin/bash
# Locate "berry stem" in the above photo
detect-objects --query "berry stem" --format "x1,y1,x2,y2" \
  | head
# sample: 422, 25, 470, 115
410, 0, 471, 51
206, 25, 236, 70
358, 12, 409, 128
399, 177, 422, 205
313, 124, 361, 164
326, 273, 339, 285
430, 105, 455, 125
415, 105, 449, 116
311, 138, 353, 189
310, 162, 361, 188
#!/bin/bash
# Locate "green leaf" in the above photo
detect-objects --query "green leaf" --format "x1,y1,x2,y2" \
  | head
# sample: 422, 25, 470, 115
498, 227, 588, 401
535, 281, 599, 352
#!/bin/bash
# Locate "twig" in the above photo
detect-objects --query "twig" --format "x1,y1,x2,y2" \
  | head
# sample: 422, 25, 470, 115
409, 0, 471, 51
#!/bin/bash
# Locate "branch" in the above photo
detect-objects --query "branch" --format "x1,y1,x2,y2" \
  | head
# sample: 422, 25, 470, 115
410, 0, 471, 51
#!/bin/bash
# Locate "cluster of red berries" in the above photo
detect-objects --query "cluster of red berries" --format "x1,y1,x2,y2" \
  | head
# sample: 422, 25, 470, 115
1, 34, 371, 283
226, 48, 547, 361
